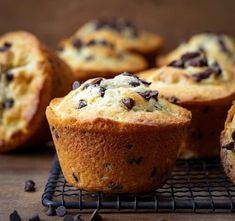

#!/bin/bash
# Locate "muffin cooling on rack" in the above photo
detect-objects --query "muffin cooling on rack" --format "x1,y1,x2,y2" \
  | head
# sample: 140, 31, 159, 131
46, 73, 191, 193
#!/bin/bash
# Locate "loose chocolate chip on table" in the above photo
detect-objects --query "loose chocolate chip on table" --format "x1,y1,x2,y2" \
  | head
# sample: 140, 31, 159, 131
56, 206, 67, 217
167, 59, 184, 69
78, 99, 87, 109
138, 90, 158, 101
72, 39, 82, 48
72, 172, 79, 182
72, 81, 80, 90
6, 71, 14, 81
222, 141, 235, 151
90, 210, 102, 221
181, 52, 200, 62
9, 210, 21, 221
3, 98, 14, 109
63, 215, 75, 221
29, 213, 41, 221
46, 205, 56, 216
129, 81, 140, 87
122, 98, 135, 110
99, 87, 106, 97
24, 180, 35, 192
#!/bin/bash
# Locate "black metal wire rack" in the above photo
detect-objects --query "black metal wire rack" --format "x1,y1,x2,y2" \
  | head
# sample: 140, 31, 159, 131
42, 156, 235, 212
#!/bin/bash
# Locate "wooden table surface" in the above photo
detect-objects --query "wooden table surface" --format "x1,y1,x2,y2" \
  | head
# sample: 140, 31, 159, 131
0, 147, 234, 221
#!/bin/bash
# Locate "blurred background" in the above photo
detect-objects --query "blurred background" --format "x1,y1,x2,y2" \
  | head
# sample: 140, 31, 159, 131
0, 0, 234, 51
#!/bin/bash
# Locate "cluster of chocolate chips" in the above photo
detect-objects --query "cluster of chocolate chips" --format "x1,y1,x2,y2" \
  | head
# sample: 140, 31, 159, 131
93, 18, 139, 38
76, 73, 157, 111
0, 42, 11, 52
72, 38, 115, 49
9, 210, 41, 221
167, 51, 222, 82
222, 130, 235, 152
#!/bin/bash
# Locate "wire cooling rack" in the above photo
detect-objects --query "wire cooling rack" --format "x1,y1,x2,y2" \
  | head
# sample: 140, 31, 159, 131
42, 156, 235, 213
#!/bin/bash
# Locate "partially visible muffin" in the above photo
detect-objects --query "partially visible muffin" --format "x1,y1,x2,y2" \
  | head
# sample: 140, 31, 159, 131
0, 31, 74, 152
221, 103, 235, 184
157, 33, 235, 67
46, 73, 191, 193
58, 37, 147, 82
139, 50, 235, 159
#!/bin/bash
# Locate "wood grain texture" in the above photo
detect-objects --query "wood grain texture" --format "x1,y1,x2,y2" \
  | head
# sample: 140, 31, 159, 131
0, 0, 234, 51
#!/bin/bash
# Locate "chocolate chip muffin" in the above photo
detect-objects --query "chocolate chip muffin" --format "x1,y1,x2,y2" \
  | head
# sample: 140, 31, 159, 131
157, 33, 235, 67
46, 73, 191, 193
70, 18, 163, 66
139, 51, 235, 159
221, 103, 235, 184
58, 37, 148, 82
0, 31, 74, 152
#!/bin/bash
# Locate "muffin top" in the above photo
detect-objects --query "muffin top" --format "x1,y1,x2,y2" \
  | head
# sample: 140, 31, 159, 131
73, 18, 163, 54
221, 103, 235, 152
58, 37, 147, 78
158, 33, 235, 66
0, 31, 52, 141
139, 51, 235, 104
47, 73, 191, 129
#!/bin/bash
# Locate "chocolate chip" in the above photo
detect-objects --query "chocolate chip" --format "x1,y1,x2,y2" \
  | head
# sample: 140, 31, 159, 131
129, 81, 140, 87
127, 156, 143, 165
192, 69, 213, 82
139, 79, 151, 86
150, 167, 157, 178
85, 55, 95, 61
107, 182, 123, 191
24, 180, 35, 192
29, 213, 41, 221
222, 142, 235, 151
72, 39, 82, 48
99, 87, 106, 97
99, 40, 114, 48
78, 99, 87, 109
72, 172, 79, 182
181, 52, 200, 62
90, 209, 102, 221
46, 205, 56, 216
138, 90, 158, 101
189, 57, 208, 67
167, 96, 179, 104
3, 98, 14, 109
0, 42, 12, 52
72, 81, 80, 90
167, 59, 184, 68
9, 210, 21, 221
122, 98, 135, 110
91, 77, 103, 86
127, 144, 133, 149
82, 83, 91, 90
56, 206, 67, 217
218, 37, 230, 53
211, 62, 222, 76
232, 130, 235, 141
86, 39, 96, 46
6, 71, 14, 81
63, 215, 74, 221
54, 129, 60, 140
